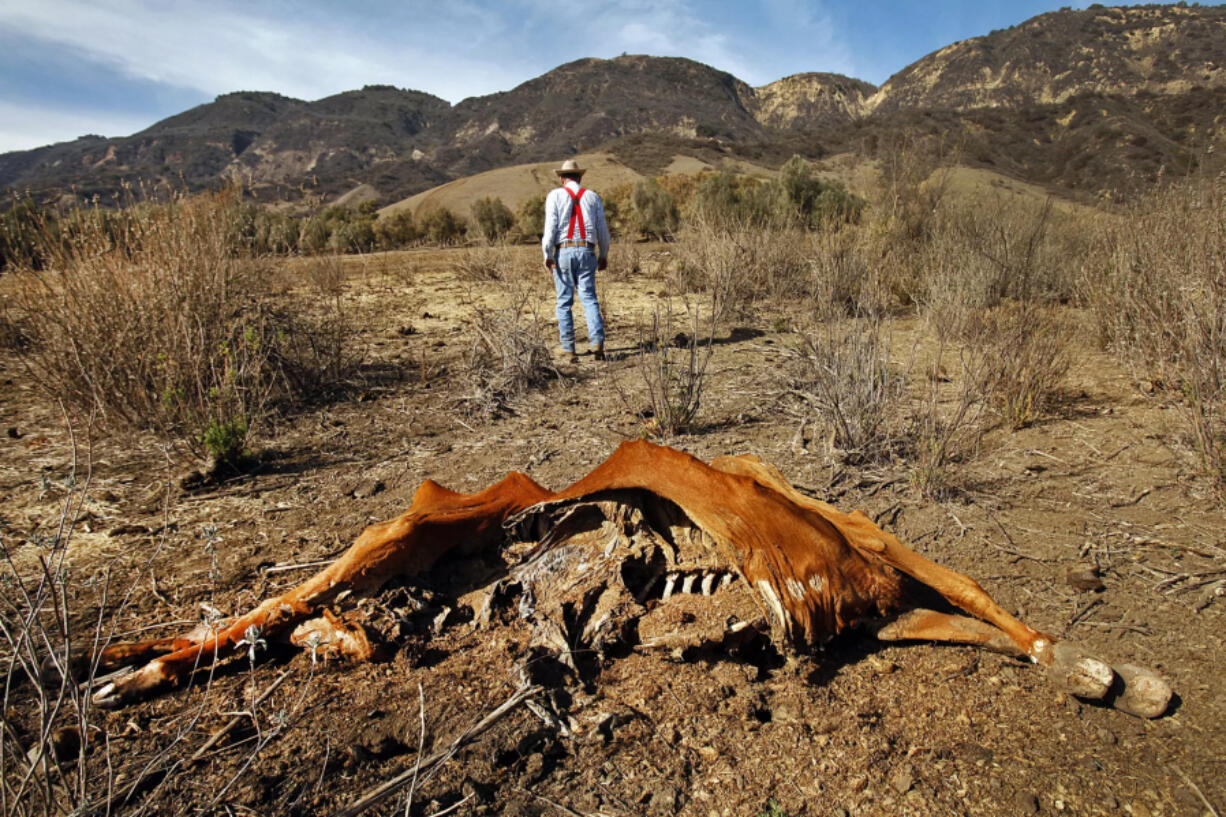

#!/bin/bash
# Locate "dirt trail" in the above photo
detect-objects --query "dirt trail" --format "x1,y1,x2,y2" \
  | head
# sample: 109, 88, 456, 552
1, 246, 1223, 816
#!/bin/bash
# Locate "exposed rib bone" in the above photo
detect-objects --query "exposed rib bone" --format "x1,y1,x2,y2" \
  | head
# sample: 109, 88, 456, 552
661, 574, 678, 601
701, 573, 715, 596
681, 574, 697, 595
755, 579, 787, 630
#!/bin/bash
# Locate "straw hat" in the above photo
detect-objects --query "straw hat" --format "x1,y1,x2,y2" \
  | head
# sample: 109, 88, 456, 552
555, 159, 586, 177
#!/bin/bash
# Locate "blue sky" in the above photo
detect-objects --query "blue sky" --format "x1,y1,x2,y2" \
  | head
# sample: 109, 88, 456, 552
0, 1, 1220, 154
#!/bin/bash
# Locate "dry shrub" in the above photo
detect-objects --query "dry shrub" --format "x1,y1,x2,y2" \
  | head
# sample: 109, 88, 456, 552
452, 243, 517, 283
626, 303, 714, 437
1084, 174, 1226, 488
906, 333, 993, 498
788, 314, 905, 463
976, 303, 1071, 429
1, 446, 320, 815
0, 190, 358, 465
460, 256, 556, 414
669, 218, 812, 322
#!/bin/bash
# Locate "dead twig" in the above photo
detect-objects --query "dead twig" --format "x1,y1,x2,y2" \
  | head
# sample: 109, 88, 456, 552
1173, 765, 1220, 817
1109, 487, 1152, 508
260, 560, 335, 575
333, 684, 542, 817
189, 670, 292, 765
518, 787, 588, 817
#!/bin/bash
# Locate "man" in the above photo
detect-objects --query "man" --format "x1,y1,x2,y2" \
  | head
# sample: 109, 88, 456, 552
542, 159, 610, 363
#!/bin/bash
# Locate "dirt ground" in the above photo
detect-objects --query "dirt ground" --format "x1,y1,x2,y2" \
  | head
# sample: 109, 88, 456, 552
1, 245, 1224, 817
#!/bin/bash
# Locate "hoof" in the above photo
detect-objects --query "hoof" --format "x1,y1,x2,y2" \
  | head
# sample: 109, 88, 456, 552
1110, 664, 1172, 719
1048, 642, 1115, 701
91, 666, 169, 709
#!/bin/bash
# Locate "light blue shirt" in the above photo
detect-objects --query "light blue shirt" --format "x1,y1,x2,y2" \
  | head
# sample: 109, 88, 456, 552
541, 179, 611, 262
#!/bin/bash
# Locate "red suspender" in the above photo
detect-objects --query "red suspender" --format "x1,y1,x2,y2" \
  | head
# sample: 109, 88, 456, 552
564, 186, 587, 240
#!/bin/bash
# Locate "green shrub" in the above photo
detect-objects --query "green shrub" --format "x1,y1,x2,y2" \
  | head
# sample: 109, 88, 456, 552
418, 206, 466, 245
202, 416, 248, 466
515, 193, 547, 240
375, 209, 418, 249
631, 177, 680, 239
471, 196, 515, 242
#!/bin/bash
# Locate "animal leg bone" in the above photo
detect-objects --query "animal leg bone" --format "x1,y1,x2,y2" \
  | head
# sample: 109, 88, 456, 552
93, 472, 550, 707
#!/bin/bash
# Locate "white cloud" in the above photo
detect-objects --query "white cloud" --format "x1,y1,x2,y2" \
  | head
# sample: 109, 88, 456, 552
0, 99, 151, 153
0, 0, 528, 104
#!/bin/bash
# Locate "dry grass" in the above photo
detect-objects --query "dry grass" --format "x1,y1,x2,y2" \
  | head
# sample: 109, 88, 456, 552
1, 192, 361, 467
1084, 173, 1226, 489
623, 302, 714, 438
788, 314, 906, 463
456, 248, 559, 418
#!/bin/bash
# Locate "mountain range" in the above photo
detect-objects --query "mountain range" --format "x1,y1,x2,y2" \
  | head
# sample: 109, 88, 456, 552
2, 3, 1224, 207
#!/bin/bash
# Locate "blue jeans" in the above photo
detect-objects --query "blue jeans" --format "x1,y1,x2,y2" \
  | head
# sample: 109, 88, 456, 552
553, 246, 605, 352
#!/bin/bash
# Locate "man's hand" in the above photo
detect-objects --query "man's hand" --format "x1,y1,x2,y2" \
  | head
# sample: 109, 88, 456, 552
597, 257, 608, 271
544, 259, 556, 273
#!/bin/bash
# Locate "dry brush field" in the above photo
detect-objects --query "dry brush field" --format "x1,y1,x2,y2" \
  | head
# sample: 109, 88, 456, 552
1, 178, 1225, 817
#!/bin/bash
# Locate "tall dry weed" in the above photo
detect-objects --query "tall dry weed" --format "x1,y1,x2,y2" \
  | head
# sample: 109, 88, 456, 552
788, 314, 905, 463
0, 190, 358, 465
625, 302, 714, 437
1084, 174, 1226, 488
670, 218, 813, 322
457, 248, 559, 417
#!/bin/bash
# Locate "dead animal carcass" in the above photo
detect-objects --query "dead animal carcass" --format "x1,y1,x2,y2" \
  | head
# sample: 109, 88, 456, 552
89, 441, 1171, 718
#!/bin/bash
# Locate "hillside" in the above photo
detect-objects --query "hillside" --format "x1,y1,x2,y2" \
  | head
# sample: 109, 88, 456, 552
869, 3, 1226, 113
1, 4, 1224, 206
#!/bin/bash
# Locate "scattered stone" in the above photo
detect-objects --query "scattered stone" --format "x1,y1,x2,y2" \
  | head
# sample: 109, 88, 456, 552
1013, 790, 1040, 814
6, 427, 19, 439
1066, 564, 1106, 593
396, 324, 417, 336
1130, 802, 1152, 817
647, 785, 682, 816
867, 655, 898, 674
889, 764, 915, 794
353, 479, 385, 499
1097, 728, 1117, 745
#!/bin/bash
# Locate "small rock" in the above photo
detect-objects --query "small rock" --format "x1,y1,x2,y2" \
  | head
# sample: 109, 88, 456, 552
353, 480, 385, 499
889, 765, 914, 794
1097, 728, 1117, 745
1013, 791, 1039, 814
1066, 564, 1106, 593
1130, 803, 1152, 817
647, 784, 680, 816
6, 427, 19, 439
867, 655, 898, 674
